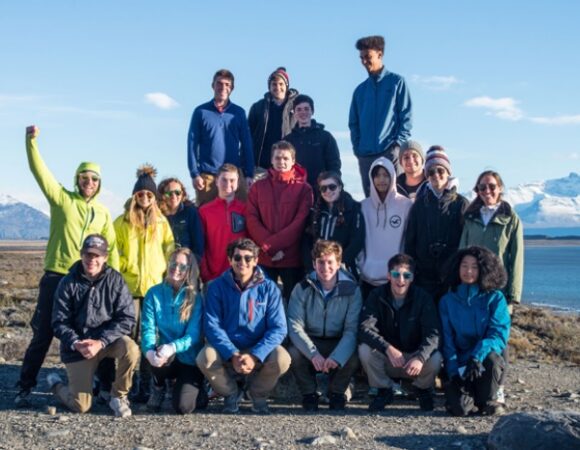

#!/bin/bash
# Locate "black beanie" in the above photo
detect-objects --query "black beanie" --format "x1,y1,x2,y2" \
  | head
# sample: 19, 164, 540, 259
293, 94, 314, 113
132, 164, 158, 195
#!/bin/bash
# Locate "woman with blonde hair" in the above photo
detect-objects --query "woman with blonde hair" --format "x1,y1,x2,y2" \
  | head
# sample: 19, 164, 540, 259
114, 164, 175, 402
141, 247, 204, 414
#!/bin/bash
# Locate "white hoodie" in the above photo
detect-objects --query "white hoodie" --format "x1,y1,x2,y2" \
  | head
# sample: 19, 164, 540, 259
357, 157, 413, 286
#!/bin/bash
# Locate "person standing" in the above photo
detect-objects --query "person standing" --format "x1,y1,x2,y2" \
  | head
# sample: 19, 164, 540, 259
187, 69, 254, 206
283, 94, 341, 188
15, 126, 119, 407
249, 67, 299, 173
199, 164, 248, 284
349, 35, 412, 196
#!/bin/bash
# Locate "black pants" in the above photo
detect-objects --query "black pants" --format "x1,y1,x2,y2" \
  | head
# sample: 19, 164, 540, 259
445, 352, 505, 416
262, 266, 303, 304
18, 271, 64, 390
151, 359, 204, 414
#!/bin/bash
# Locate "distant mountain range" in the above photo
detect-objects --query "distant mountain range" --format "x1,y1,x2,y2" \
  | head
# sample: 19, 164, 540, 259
1, 172, 580, 239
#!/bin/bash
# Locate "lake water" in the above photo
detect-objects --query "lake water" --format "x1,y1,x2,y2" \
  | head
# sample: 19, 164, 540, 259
523, 245, 580, 312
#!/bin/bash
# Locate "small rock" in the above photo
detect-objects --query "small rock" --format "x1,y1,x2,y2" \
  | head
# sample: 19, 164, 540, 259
340, 427, 357, 440
456, 425, 468, 435
207, 431, 218, 438
311, 434, 337, 446
133, 448, 154, 450
46, 430, 70, 438
552, 387, 561, 394
517, 378, 525, 385
57, 415, 69, 422
534, 405, 544, 411
0, 356, 6, 364
46, 406, 56, 416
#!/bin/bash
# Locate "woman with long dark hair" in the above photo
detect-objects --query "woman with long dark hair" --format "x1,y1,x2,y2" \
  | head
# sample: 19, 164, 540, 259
439, 246, 510, 416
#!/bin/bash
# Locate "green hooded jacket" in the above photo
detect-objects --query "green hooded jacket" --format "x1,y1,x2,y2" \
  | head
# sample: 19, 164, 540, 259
26, 135, 119, 274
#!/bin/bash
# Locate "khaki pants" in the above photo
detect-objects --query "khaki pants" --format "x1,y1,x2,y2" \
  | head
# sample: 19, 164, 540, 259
196, 344, 290, 400
358, 343, 442, 390
54, 336, 140, 413
195, 172, 248, 207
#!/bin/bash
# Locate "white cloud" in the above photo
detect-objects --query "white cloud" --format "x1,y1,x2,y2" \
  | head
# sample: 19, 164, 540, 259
464, 96, 524, 121
144, 92, 179, 110
528, 115, 580, 126
411, 75, 462, 91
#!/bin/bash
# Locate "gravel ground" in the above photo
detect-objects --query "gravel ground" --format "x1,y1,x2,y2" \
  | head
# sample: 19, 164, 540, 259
0, 360, 579, 449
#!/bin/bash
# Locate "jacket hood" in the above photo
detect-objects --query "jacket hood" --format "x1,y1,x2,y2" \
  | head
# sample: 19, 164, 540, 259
223, 265, 267, 291
368, 157, 397, 209
306, 268, 358, 297
268, 163, 308, 184
292, 119, 325, 132
74, 161, 102, 197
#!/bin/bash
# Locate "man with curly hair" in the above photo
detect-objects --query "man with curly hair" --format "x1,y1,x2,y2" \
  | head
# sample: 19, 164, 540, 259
349, 35, 413, 196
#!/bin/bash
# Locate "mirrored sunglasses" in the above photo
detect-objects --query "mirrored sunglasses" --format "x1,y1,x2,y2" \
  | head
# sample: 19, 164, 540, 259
164, 189, 183, 197
390, 270, 414, 280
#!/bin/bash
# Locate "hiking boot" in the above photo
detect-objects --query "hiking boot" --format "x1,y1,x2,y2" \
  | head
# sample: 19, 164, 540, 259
223, 391, 240, 414
46, 373, 64, 393
147, 385, 165, 412
251, 397, 270, 415
328, 393, 347, 410
301, 393, 319, 412
482, 401, 506, 416
417, 388, 434, 411
14, 387, 32, 407
368, 388, 394, 412
109, 396, 132, 418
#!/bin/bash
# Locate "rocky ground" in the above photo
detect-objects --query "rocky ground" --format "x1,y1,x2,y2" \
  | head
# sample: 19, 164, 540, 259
1, 248, 579, 449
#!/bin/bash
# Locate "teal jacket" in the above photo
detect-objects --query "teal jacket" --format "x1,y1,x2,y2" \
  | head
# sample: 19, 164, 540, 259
439, 284, 510, 377
141, 282, 203, 366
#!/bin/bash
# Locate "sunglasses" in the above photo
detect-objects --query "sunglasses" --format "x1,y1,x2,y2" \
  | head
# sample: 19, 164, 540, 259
79, 174, 100, 183
477, 183, 498, 192
164, 189, 183, 197
136, 191, 154, 199
389, 270, 414, 280
319, 183, 339, 193
232, 254, 255, 263
427, 167, 447, 177
169, 262, 189, 272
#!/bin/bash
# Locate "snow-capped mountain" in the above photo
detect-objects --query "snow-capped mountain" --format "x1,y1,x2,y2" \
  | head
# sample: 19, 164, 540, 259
0, 194, 49, 239
504, 172, 580, 230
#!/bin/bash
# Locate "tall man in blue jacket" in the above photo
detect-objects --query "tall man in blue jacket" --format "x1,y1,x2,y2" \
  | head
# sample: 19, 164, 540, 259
197, 238, 290, 414
187, 69, 254, 206
349, 35, 412, 197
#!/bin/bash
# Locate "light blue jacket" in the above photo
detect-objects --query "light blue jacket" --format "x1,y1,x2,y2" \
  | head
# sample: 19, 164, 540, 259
349, 66, 412, 157
141, 282, 203, 366
439, 284, 510, 377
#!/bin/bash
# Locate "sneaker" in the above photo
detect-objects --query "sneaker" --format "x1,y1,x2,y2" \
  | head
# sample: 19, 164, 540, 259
109, 396, 132, 418
328, 393, 346, 410
301, 393, 319, 412
251, 397, 270, 415
46, 373, 64, 393
147, 385, 165, 412
14, 387, 32, 407
496, 385, 506, 405
368, 388, 394, 412
417, 388, 434, 411
482, 401, 506, 416
223, 391, 240, 414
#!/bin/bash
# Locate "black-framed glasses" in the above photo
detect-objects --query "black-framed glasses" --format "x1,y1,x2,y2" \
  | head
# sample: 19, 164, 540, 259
319, 183, 338, 193
389, 270, 414, 280
427, 167, 447, 177
164, 189, 183, 197
232, 254, 255, 263
169, 262, 189, 272
477, 183, 497, 192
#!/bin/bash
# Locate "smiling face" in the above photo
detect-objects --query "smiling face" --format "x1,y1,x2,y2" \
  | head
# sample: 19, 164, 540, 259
427, 165, 449, 193
294, 101, 313, 127
212, 76, 233, 103
372, 166, 391, 195
217, 170, 239, 200
271, 149, 294, 172
477, 174, 503, 207
81, 251, 107, 279
135, 190, 155, 209
78, 171, 100, 199
319, 177, 342, 205
314, 253, 340, 286
459, 255, 480, 285
167, 252, 189, 289
401, 150, 424, 177
269, 77, 287, 101
359, 49, 383, 74
387, 264, 413, 300
163, 181, 184, 211
229, 248, 258, 284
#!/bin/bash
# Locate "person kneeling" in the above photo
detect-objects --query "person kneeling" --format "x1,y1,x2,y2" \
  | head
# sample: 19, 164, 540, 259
48, 235, 139, 417
358, 254, 442, 412
141, 248, 205, 414
288, 240, 362, 411
196, 238, 290, 414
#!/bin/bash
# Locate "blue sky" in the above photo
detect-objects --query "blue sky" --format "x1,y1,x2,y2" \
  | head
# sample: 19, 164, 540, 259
1, 0, 579, 216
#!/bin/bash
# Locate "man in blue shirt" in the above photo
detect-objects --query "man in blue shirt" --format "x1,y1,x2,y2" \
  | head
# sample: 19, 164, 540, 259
349, 35, 413, 197
187, 69, 254, 206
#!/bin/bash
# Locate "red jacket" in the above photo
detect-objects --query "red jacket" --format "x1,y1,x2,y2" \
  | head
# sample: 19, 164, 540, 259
199, 197, 247, 282
246, 165, 313, 268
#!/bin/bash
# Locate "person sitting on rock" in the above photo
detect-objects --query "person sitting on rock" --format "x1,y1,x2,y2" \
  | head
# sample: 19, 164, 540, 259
287, 240, 362, 411
196, 238, 290, 414
47, 234, 139, 417
439, 246, 510, 416
358, 253, 442, 412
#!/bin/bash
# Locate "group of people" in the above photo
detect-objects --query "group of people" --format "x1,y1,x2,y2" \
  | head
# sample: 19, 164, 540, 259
14, 34, 523, 419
